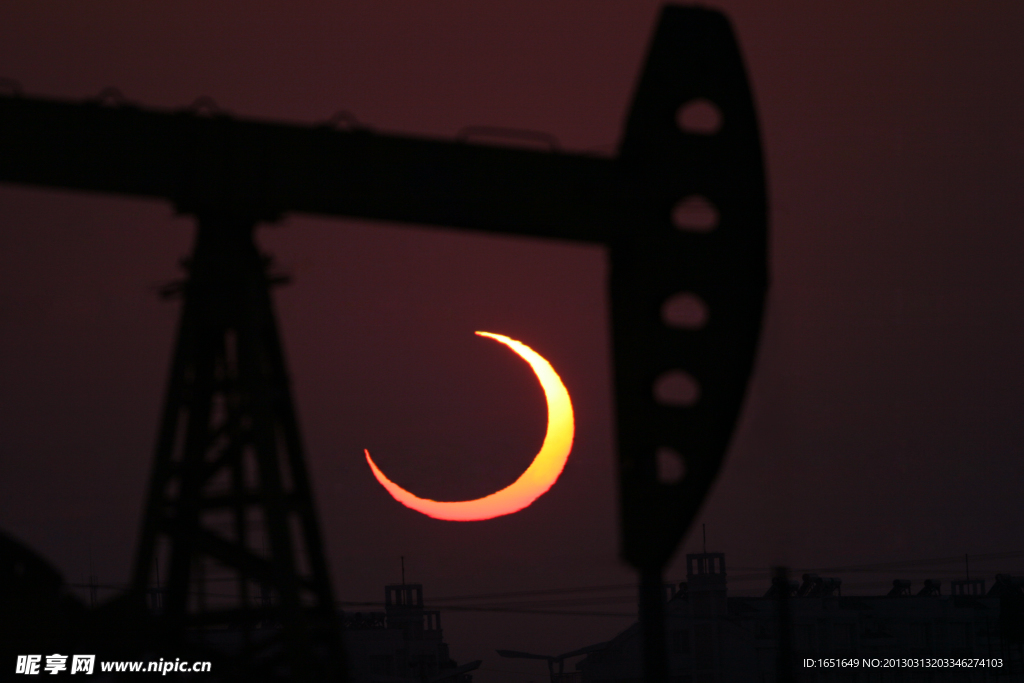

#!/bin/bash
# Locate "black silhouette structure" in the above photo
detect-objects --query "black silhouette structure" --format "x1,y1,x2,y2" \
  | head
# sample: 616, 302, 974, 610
0, 6, 766, 681
132, 214, 342, 680
497, 642, 609, 683
343, 583, 479, 683
576, 557, 1024, 682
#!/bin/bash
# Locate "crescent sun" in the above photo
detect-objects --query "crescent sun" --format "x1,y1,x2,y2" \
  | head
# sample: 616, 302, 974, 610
364, 331, 575, 521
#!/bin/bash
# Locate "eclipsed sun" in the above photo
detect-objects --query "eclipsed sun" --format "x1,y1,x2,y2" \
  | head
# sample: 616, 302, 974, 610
364, 331, 574, 521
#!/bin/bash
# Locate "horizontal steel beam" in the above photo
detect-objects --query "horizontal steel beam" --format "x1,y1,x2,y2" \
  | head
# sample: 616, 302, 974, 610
0, 94, 617, 242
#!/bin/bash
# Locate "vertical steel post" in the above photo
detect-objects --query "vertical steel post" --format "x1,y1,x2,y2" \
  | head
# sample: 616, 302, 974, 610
613, 8, 767, 682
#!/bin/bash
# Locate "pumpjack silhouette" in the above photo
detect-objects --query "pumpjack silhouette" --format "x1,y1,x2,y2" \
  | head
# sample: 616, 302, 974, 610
0, 7, 766, 681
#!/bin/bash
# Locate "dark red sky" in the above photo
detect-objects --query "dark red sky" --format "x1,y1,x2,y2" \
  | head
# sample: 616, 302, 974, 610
2, 2, 1024, 681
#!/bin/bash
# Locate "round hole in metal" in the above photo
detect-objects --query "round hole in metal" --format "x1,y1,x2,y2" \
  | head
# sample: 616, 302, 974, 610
656, 447, 686, 485
653, 370, 700, 407
676, 98, 722, 135
672, 196, 719, 232
662, 292, 709, 330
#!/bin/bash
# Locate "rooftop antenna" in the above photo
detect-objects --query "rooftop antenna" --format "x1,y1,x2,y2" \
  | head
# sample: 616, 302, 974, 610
88, 543, 97, 609
154, 552, 162, 613
774, 567, 796, 683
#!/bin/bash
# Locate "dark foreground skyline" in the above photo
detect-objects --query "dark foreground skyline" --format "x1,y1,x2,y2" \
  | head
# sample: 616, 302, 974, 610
2, 2, 1024, 682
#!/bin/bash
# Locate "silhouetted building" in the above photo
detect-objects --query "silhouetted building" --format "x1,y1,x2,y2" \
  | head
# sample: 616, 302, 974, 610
343, 583, 470, 683
183, 581, 471, 683
577, 553, 1024, 683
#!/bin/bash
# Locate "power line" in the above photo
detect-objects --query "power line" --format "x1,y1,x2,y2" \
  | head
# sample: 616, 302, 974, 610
431, 583, 637, 603
68, 549, 1024, 616
730, 550, 1024, 575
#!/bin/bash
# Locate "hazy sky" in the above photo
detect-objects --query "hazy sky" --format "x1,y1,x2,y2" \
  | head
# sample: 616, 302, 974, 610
2, 2, 1024, 681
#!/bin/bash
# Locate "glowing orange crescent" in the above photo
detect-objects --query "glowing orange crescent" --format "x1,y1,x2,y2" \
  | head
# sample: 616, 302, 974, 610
364, 331, 574, 521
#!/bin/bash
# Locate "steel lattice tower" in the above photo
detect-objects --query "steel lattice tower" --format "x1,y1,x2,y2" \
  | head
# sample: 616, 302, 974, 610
130, 215, 343, 680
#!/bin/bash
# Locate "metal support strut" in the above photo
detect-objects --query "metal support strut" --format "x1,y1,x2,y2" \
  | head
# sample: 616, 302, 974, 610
130, 215, 344, 681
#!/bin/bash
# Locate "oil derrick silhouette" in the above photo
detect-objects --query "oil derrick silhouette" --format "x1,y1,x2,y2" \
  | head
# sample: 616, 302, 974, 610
129, 215, 341, 680
0, 7, 766, 683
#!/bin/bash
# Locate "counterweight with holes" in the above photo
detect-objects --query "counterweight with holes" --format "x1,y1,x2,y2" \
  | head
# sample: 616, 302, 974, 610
0, 7, 766, 682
